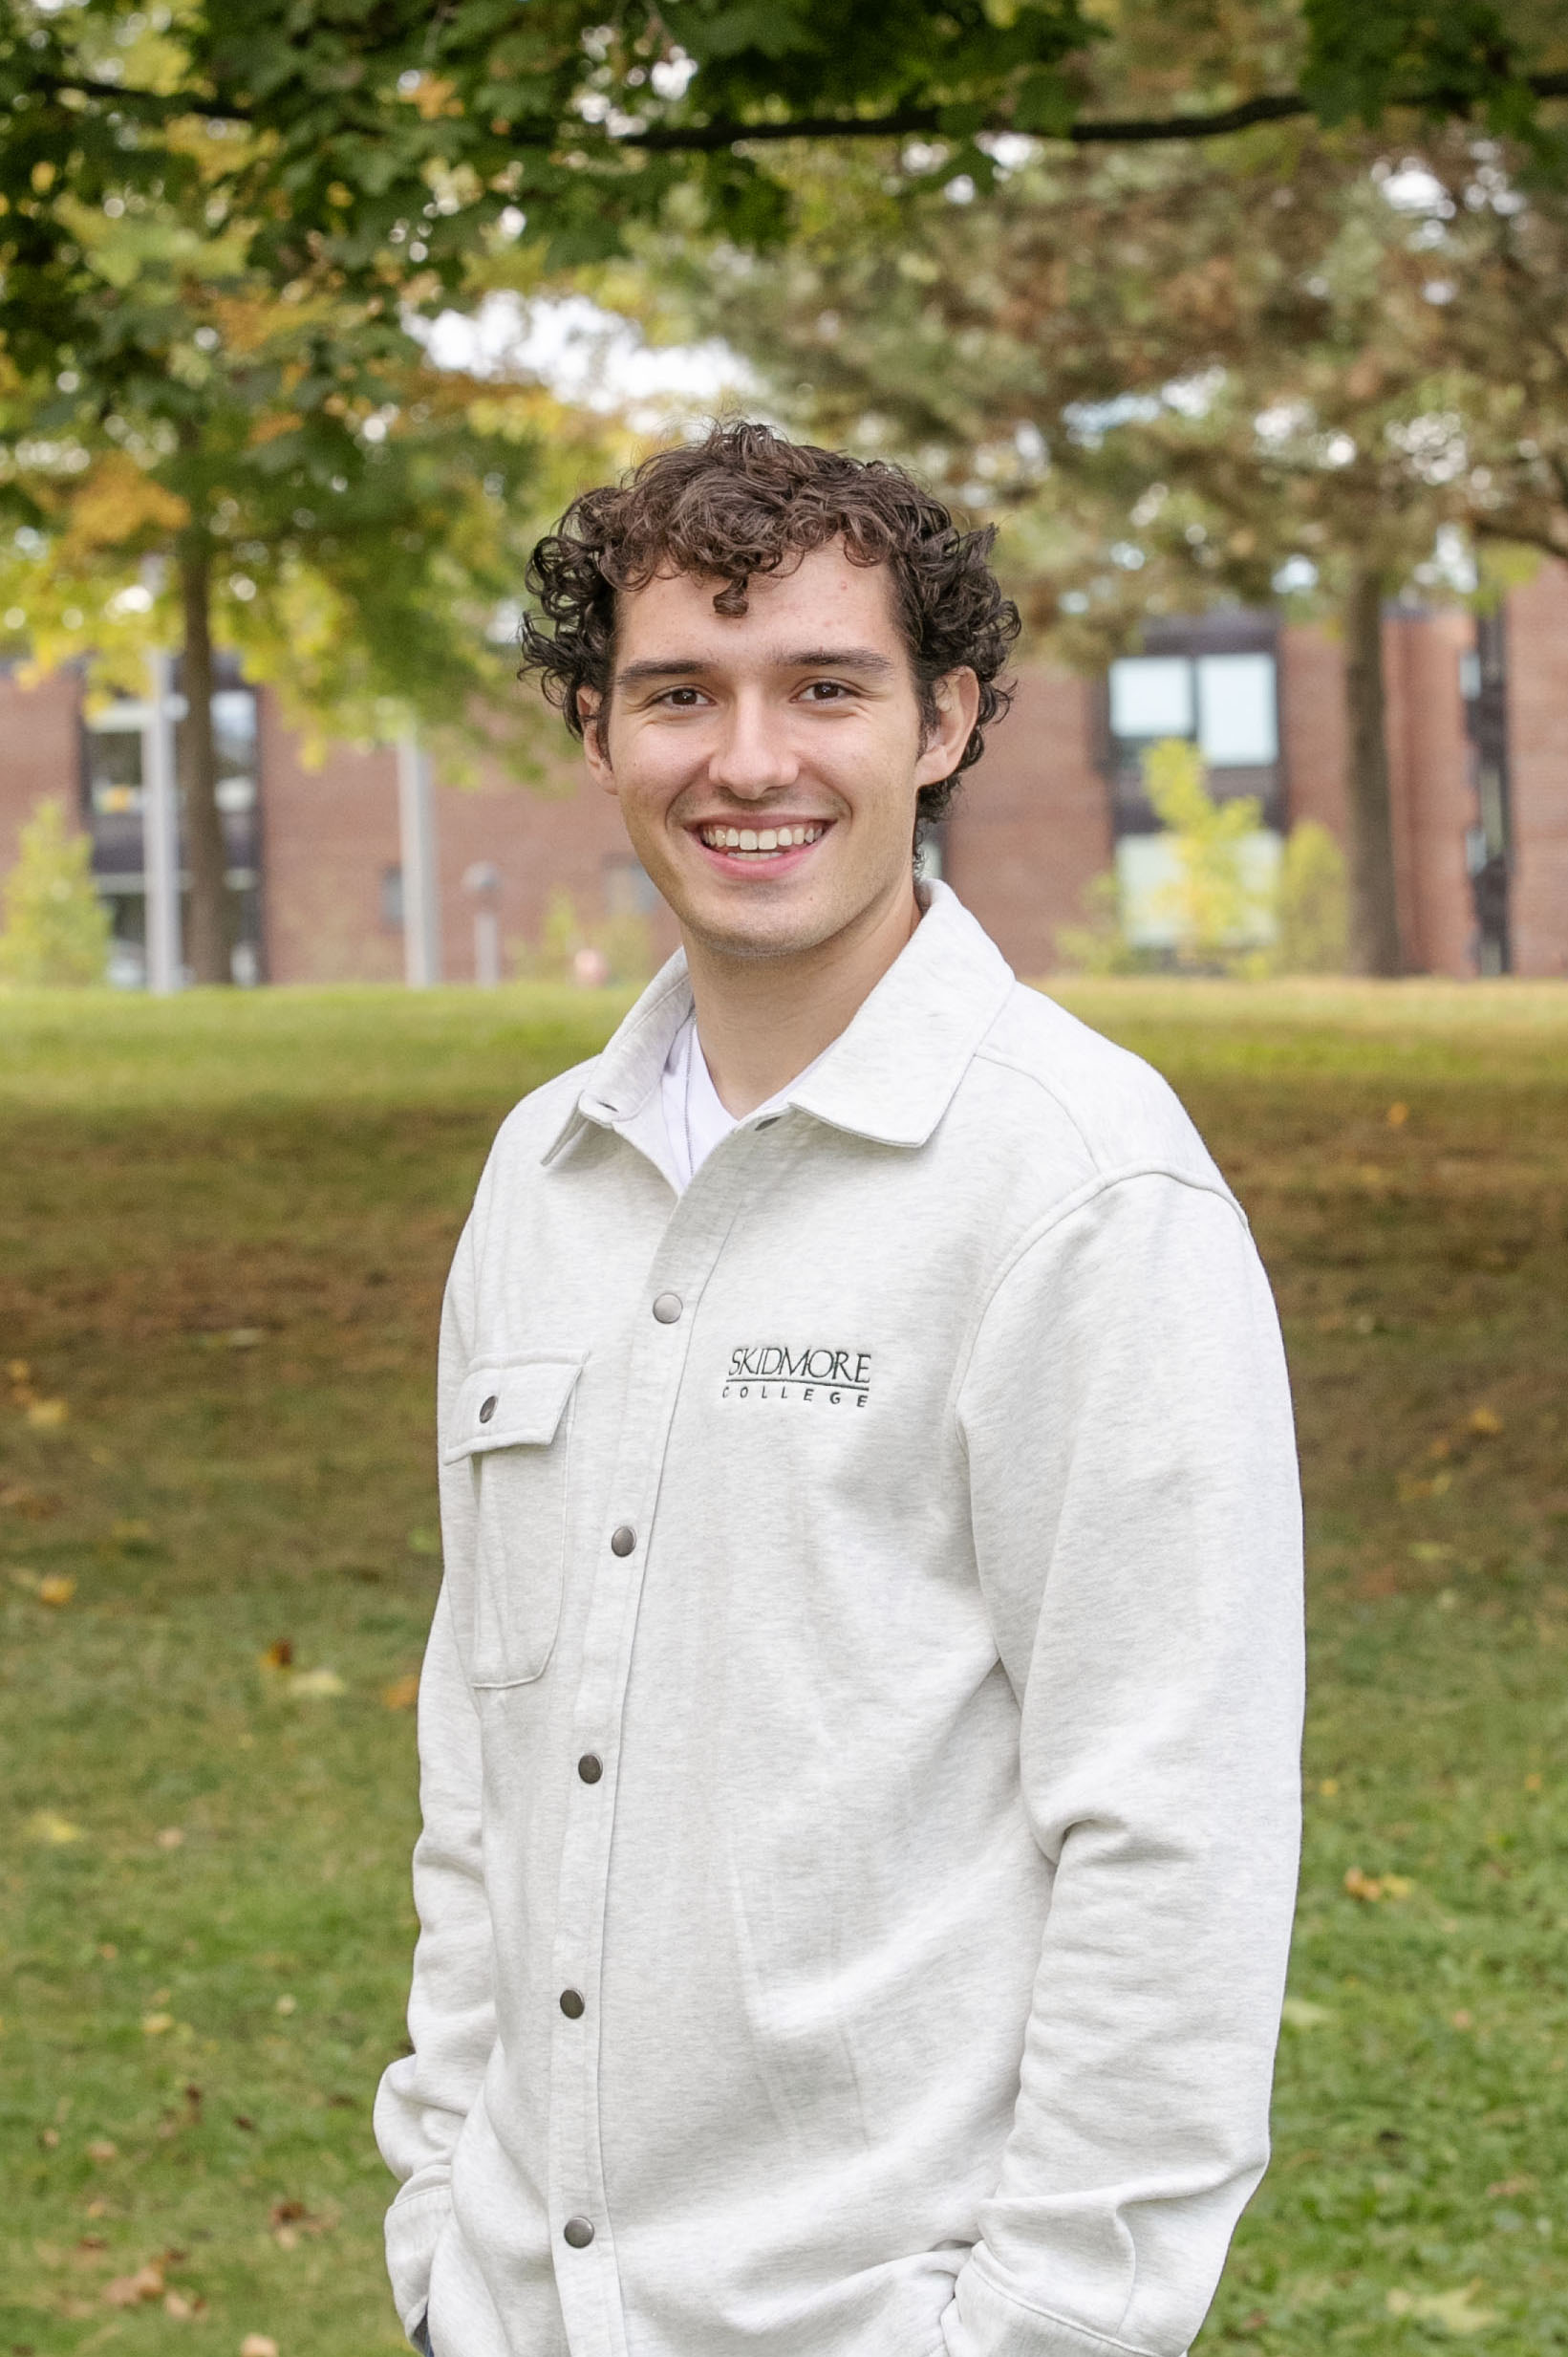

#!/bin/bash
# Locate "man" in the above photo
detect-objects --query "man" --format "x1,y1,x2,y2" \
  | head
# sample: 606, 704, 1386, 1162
376, 422, 1303, 2357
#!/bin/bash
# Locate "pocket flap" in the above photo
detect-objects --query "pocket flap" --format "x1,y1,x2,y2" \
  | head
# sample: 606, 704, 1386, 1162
443, 1355, 585, 1461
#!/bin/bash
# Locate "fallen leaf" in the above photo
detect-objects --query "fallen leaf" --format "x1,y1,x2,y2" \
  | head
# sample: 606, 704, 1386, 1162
226, 1329, 264, 1349
1451, 2007, 1474, 2029
86, 2139, 118, 2163
27, 1397, 69, 1429
1281, 1997, 1336, 2029
1344, 1866, 1383, 1901
1468, 1405, 1503, 1436
1487, 2173, 1536, 2197
289, 1667, 345, 1699
25, 1809, 84, 1845
40, 2126, 60, 2148
1525, 1771, 1544, 1792
1385, 2281, 1495, 2331
241, 2336, 280, 2356
156, 1827, 184, 1849
1, 1481, 62, 1516
260, 1639, 293, 1670
103, 2261, 164, 2306
142, 2012, 175, 2037
37, 1574, 75, 1607
1386, 1101, 1409, 1127
381, 1674, 419, 1711
1319, 1777, 1340, 1797
274, 1994, 296, 2016
164, 2289, 202, 2319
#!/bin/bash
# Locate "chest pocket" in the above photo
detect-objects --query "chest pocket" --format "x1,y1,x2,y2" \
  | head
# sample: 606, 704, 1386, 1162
442, 1354, 586, 1688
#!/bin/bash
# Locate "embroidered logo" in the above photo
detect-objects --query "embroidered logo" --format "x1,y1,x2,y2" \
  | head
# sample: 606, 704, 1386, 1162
722, 1344, 871, 1407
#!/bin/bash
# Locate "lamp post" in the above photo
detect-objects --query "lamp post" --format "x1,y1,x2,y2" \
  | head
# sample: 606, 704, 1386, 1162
396, 732, 442, 987
462, 861, 503, 987
140, 644, 183, 996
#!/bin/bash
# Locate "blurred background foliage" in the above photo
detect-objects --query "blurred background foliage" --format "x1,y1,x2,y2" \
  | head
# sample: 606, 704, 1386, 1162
0, 0, 1565, 972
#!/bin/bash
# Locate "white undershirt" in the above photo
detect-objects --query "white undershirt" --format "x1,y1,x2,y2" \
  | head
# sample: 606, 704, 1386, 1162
660, 1012, 827, 1193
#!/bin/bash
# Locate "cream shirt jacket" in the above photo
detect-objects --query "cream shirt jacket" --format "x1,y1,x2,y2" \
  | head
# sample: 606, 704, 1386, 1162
375, 881, 1304, 2357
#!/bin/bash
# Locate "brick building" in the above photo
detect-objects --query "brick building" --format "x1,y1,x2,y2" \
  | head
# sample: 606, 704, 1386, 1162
2, 565, 1564, 984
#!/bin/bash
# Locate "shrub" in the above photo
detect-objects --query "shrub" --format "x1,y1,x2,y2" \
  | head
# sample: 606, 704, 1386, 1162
1272, 819, 1349, 975
0, 798, 112, 987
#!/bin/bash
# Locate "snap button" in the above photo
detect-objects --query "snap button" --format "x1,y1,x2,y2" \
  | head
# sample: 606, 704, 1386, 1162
478, 1395, 498, 1423
560, 1988, 585, 2019
610, 1524, 636, 1557
577, 1753, 603, 1784
563, 2216, 594, 2249
652, 1291, 683, 1324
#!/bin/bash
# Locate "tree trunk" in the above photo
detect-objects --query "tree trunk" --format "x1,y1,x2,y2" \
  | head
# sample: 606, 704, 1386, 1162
1342, 568, 1404, 977
177, 535, 231, 985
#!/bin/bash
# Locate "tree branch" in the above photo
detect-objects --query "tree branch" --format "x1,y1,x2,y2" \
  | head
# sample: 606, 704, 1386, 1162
19, 64, 1568, 157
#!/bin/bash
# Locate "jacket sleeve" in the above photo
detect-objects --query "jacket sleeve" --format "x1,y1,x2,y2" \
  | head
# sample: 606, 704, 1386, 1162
374, 1219, 496, 2344
948, 1169, 1303, 2357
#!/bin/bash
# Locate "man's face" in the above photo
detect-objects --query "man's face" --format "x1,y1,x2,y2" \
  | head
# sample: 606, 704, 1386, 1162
583, 542, 976, 963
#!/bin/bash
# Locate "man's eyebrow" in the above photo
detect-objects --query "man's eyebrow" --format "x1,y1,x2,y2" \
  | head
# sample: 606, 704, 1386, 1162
614, 646, 899, 688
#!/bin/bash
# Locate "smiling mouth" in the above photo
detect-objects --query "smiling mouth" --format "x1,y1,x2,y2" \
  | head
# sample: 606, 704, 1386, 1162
695, 821, 828, 859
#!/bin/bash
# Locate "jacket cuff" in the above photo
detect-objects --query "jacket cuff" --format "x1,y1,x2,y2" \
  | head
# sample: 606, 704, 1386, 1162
944, 2256, 1165, 2357
385, 2183, 453, 2342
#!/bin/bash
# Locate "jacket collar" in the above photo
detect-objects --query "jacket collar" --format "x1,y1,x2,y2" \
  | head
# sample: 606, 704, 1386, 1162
540, 879, 1015, 1167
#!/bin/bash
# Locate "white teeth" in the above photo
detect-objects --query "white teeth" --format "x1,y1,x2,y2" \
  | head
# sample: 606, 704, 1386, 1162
699, 822, 826, 852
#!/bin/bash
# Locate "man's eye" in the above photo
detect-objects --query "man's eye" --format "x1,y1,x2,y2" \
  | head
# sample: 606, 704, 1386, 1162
660, 687, 705, 708
802, 681, 849, 703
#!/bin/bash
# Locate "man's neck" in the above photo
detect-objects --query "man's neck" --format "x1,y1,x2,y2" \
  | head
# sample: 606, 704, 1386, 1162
684, 879, 923, 1118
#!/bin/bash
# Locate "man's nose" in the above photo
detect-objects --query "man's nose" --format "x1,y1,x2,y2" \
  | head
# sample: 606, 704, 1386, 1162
706, 694, 799, 798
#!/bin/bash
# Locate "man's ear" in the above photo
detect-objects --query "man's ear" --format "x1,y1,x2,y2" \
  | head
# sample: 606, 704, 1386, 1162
913, 668, 981, 788
578, 690, 616, 796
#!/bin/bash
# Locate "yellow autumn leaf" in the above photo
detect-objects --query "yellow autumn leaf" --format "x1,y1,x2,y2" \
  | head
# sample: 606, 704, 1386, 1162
25, 1809, 84, 1844
1386, 2281, 1496, 2331
290, 1667, 345, 1699
37, 1574, 75, 1607
1281, 1997, 1336, 2029
141, 2011, 175, 2036
26, 1397, 68, 1430
381, 1673, 419, 1711
58, 454, 189, 557
241, 2335, 280, 2357
1468, 1405, 1503, 1436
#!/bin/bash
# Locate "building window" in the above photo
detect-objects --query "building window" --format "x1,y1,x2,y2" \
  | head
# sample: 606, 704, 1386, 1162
1102, 617, 1284, 952
79, 660, 264, 985
602, 855, 659, 918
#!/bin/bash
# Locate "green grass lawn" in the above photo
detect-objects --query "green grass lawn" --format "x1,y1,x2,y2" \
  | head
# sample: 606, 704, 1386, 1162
2, 978, 1566, 2357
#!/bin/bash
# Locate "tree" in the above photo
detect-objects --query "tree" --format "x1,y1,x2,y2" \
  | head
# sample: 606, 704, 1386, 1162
0, 15, 619, 981
630, 113, 1568, 970
3, 0, 1564, 379
0, 798, 112, 985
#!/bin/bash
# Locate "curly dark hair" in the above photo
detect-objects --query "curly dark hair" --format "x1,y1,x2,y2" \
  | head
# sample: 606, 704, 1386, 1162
518, 421, 1020, 832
